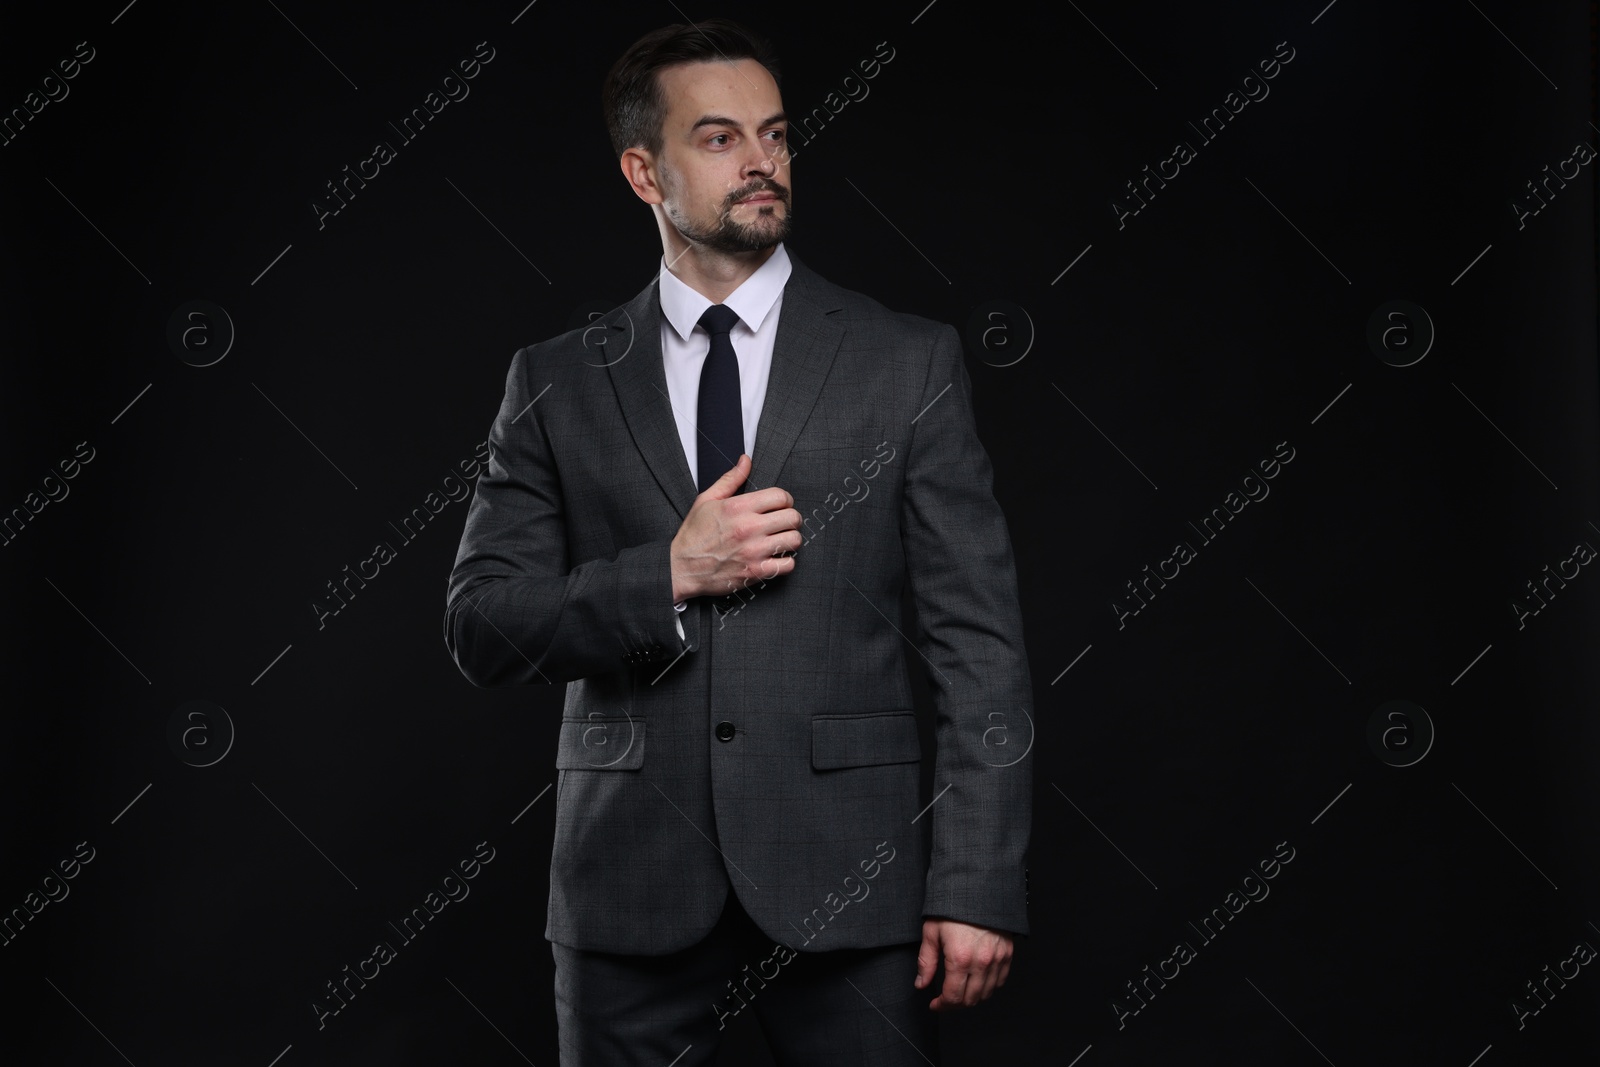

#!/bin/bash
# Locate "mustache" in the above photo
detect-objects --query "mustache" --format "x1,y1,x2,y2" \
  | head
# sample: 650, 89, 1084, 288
726, 179, 790, 207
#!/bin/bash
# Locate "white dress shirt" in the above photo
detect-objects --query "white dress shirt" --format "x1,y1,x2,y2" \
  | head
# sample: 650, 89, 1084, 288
658, 242, 792, 635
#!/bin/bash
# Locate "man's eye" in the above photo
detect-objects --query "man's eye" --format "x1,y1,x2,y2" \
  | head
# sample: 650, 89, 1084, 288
766, 130, 785, 141
710, 134, 729, 146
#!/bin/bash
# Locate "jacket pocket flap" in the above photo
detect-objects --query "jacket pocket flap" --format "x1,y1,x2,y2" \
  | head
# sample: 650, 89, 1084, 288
556, 717, 645, 770
812, 711, 920, 770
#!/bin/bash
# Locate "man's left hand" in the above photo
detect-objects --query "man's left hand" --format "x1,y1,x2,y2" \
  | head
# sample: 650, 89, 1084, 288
913, 918, 1013, 1011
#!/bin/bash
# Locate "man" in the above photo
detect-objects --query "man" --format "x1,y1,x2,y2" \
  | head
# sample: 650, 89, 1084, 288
444, 18, 1033, 1066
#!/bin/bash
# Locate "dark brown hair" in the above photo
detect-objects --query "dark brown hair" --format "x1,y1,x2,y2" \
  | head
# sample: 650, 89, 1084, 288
602, 19, 781, 159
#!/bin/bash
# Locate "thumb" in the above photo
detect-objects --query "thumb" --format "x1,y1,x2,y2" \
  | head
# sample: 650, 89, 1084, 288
914, 922, 941, 989
700, 453, 750, 500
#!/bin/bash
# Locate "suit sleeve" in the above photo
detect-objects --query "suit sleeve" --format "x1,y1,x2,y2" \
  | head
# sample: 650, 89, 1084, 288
901, 324, 1034, 937
443, 346, 696, 687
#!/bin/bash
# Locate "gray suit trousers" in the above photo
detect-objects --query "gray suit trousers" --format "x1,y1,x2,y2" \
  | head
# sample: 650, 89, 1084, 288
551, 879, 941, 1066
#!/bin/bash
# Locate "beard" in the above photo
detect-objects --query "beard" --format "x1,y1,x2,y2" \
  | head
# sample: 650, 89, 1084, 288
667, 178, 793, 253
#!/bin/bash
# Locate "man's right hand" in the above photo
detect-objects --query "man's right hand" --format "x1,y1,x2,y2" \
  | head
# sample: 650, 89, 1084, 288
670, 454, 803, 603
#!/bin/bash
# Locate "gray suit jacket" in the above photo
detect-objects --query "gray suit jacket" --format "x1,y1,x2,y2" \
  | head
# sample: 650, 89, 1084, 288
444, 248, 1033, 955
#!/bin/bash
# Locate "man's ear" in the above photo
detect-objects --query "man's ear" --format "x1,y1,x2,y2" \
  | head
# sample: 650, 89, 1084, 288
620, 148, 664, 205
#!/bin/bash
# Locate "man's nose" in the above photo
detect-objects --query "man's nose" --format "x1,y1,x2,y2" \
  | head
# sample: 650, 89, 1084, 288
745, 147, 779, 176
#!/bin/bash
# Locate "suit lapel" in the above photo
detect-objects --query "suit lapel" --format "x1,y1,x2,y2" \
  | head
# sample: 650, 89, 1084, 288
746, 254, 846, 495
603, 249, 847, 519
605, 275, 699, 519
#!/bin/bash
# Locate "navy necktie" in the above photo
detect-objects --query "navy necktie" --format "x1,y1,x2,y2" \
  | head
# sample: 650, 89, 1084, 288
696, 304, 744, 492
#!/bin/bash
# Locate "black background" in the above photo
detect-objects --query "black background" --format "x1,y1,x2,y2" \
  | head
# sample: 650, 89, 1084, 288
2, 1, 1597, 1063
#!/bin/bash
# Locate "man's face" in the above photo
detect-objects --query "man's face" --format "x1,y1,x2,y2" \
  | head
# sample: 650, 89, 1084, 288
651, 57, 792, 253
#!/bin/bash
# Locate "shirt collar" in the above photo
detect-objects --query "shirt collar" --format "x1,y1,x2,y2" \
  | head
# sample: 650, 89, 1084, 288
658, 242, 792, 343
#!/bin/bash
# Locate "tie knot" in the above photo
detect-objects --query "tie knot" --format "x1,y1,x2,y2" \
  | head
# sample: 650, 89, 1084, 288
698, 304, 741, 337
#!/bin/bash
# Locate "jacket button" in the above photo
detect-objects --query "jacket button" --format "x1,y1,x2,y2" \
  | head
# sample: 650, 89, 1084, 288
715, 720, 736, 742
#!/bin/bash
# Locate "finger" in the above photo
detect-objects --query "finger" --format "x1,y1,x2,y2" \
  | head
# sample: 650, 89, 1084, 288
749, 555, 793, 581
699, 454, 750, 500
914, 928, 940, 990
766, 530, 803, 556
997, 952, 1012, 988
739, 484, 794, 514
748, 507, 804, 538
955, 947, 989, 1008
972, 955, 1000, 1004
933, 962, 969, 1012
